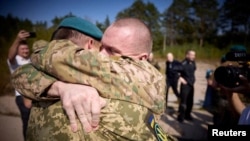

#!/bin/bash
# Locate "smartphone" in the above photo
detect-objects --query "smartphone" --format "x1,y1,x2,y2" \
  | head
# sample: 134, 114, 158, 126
28, 32, 36, 38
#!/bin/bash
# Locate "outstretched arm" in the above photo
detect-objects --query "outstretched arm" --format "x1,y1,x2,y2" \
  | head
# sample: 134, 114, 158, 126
8, 30, 30, 64
12, 63, 107, 133
12, 39, 110, 133
48, 81, 106, 133
11, 63, 57, 101
12, 39, 110, 100
31, 39, 111, 95
31, 39, 165, 114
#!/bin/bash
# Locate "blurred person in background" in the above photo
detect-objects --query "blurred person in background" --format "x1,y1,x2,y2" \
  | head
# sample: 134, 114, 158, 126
12, 17, 175, 141
214, 45, 250, 125
177, 50, 196, 122
148, 52, 161, 71
204, 55, 239, 126
7, 30, 32, 140
165, 52, 182, 107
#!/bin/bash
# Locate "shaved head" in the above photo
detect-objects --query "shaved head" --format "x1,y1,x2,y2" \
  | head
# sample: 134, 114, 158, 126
101, 18, 152, 60
111, 18, 152, 53
166, 52, 174, 62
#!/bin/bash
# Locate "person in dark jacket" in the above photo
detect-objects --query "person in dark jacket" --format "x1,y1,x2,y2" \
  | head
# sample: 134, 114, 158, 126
177, 50, 196, 122
165, 52, 183, 107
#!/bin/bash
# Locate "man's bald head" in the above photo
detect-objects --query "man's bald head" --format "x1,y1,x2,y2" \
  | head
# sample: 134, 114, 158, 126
111, 18, 152, 53
101, 18, 152, 60
166, 52, 174, 62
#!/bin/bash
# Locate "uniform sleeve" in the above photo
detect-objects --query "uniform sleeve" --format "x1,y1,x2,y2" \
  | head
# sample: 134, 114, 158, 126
28, 40, 166, 114
31, 40, 111, 88
11, 63, 58, 101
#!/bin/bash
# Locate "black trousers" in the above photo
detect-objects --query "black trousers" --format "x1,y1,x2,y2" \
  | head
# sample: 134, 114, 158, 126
166, 79, 179, 99
15, 95, 31, 140
178, 84, 194, 119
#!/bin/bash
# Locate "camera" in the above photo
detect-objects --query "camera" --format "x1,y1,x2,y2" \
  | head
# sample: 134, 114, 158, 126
28, 32, 36, 38
214, 51, 250, 88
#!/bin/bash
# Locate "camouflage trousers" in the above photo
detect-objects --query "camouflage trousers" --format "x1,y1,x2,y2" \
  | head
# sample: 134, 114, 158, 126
26, 99, 175, 141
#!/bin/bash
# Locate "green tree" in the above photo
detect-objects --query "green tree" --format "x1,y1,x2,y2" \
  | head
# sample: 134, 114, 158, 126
51, 12, 75, 29
192, 0, 219, 47
162, 0, 193, 46
96, 16, 110, 32
218, 0, 250, 46
33, 21, 53, 42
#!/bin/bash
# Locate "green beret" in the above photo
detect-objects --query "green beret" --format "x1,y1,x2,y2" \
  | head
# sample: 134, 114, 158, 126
230, 45, 247, 52
58, 17, 103, 41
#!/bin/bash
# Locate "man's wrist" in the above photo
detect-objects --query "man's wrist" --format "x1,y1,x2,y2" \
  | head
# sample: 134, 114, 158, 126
47, 81, 64, 97
15, 35, 23, 42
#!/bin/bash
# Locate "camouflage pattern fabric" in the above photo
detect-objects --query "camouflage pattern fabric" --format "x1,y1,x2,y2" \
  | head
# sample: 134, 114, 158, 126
30, 39, 165, 114
12, 63, 58, 101
27, 99, 175, 141
32, 39, 48, 53
12, 39, 177, 141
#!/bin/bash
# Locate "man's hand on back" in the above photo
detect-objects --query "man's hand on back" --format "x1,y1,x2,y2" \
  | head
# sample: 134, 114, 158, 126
48, 81, 106, 133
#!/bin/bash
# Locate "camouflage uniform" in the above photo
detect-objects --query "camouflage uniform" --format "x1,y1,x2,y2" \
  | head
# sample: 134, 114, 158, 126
12, 40, 176, 141
32, 39, 48, 53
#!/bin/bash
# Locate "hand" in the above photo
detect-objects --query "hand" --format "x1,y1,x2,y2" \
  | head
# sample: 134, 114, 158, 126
218, 75, 250, 96
218, 84, 233, 99
228, 75, 250, 94
17, 30, 30, 41
23, 97, 32, 109
179, 77, 187, 85
49, 81, 106, 133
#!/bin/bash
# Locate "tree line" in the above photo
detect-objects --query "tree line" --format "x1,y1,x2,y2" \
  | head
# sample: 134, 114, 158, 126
1, 0, 250, 51
0, 0, 249, 94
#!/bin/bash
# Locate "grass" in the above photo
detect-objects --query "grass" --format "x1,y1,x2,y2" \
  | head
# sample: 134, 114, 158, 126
0, 45, 15, 96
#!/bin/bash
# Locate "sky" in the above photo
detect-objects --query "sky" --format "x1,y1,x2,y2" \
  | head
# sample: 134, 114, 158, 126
0, 0, 173, 27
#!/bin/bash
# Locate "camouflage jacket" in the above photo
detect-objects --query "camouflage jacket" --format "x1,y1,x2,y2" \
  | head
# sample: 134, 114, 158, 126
11, 40, 177, 141
12, 39, 166, 114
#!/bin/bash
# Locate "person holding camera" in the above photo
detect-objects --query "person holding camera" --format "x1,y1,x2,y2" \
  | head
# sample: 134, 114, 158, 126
219, 75, 250, 125
11, 18, 176, 141
215, 45, 250, 125
7, 30, 33, 139
205, 56, 239, 126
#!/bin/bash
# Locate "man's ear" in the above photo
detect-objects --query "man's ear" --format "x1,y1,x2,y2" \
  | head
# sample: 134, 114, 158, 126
138, 53, 149, 60
87, 39, 94, 49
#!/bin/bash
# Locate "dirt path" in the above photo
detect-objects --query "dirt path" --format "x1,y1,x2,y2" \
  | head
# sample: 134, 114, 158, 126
0, 61, 216, 141
0, 114, 24, 141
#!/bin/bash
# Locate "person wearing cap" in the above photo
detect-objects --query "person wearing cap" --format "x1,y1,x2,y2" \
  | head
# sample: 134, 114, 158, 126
216, 45, 250, 125
12, 16, 105, 140
202, 54, 239, 126
12, 17, 175, 141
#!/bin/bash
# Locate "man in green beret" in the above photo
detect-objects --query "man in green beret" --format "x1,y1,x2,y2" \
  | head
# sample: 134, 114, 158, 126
12, 17, 175, 141
13, 16, 106, 137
